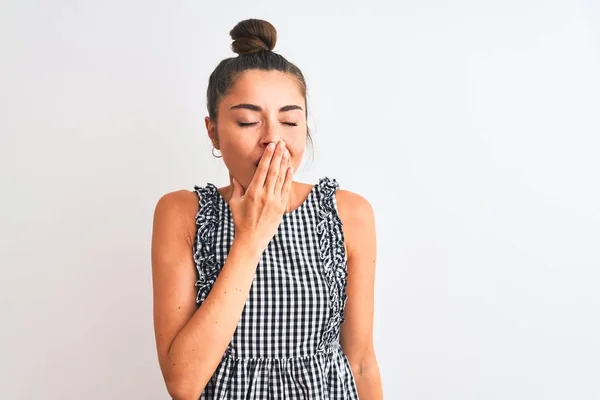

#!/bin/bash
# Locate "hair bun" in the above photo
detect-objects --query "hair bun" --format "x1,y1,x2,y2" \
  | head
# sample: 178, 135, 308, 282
230, 18, 277, 55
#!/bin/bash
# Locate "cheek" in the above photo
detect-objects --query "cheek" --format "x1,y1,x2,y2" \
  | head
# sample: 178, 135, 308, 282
219, 132, 252, 157
288, 145, 305, 167
219, 141, 250, 172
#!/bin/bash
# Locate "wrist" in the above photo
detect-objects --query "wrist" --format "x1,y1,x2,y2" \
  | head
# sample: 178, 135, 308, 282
231, 235, 264, 260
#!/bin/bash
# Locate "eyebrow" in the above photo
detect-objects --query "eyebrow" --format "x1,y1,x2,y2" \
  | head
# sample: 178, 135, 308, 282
229, 103, 303, 112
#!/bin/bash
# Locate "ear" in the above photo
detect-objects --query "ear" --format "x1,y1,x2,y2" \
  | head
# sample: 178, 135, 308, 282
205, 116, 219, 149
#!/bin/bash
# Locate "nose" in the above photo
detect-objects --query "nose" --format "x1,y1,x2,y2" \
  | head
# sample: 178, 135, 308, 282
259, 119, 284, 148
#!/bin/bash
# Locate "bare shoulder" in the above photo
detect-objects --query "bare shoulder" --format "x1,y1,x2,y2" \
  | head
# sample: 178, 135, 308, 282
334, 188, 375, 258
152, 189, 201, 247
335, 189, 375, 224
154, 189, 200, 215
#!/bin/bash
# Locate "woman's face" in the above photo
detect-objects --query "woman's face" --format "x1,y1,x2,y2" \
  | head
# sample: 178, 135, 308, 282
205, 69, 307, 189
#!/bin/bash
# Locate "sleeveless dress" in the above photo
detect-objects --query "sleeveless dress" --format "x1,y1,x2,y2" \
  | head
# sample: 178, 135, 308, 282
192, 176, 359, 400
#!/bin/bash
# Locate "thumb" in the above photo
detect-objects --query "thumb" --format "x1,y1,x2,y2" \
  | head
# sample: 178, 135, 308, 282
231, 177, 244, 199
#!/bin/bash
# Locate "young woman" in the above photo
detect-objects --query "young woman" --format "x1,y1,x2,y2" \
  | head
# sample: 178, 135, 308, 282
151, 18, 383, 400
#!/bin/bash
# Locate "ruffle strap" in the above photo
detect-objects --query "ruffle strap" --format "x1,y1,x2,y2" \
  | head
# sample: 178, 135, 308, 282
315, 177, 349, 353
192, 183, 221, 305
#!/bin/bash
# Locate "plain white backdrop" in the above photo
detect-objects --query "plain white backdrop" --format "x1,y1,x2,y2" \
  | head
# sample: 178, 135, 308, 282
1, 0, 599, 398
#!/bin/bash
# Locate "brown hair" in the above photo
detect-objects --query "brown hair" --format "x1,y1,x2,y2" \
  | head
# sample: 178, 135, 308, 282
206, 18, 313, 154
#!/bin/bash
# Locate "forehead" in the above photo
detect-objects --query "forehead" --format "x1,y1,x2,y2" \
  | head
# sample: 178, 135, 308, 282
224, 70, 304, 105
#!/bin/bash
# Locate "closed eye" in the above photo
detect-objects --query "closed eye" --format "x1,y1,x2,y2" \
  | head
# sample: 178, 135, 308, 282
238, 122, 298, 127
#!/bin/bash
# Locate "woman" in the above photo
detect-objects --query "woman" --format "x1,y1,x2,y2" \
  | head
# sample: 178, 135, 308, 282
151, 18, 383, 399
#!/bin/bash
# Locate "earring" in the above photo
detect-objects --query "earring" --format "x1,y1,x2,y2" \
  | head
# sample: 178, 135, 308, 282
212, 146, 222, 158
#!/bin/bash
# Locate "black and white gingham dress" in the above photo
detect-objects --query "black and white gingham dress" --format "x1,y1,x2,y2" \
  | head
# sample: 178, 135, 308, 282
192, 176, 359, 399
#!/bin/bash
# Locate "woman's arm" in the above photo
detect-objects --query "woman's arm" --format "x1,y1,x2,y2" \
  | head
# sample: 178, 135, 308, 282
151, 190, 262, 400
337, 189, 384, 399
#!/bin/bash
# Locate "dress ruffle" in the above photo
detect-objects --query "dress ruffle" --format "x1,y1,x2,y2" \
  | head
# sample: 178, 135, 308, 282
315, 177, 349, 353
193, 183, 221, 304
203, 343, 356, 400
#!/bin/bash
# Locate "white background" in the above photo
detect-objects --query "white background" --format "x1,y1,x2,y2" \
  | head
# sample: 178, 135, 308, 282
1, 0, 599, 398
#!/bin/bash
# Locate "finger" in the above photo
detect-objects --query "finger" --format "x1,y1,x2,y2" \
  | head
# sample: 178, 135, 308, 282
248, 142, 276, 193
265, 141, 286, 194
274, 149, 289, 195
281, 166, 294, 208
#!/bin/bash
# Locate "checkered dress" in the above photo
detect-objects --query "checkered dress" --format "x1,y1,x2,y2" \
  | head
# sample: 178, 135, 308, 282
192, 177, 359, 399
